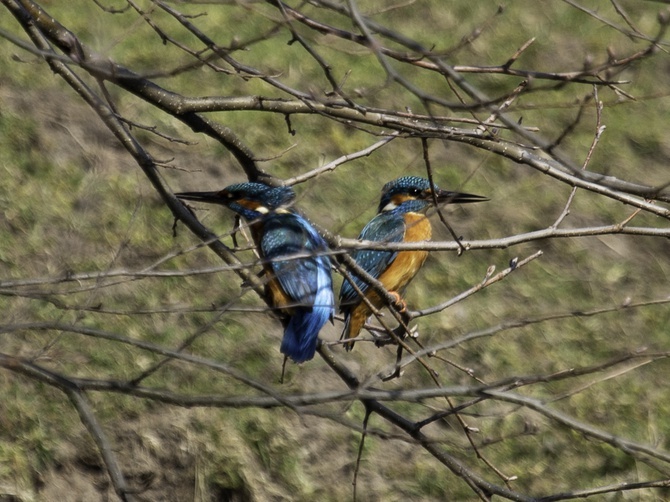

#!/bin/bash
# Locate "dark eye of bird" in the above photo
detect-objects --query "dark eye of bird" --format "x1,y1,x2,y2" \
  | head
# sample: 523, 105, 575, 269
409, 188, 421, 196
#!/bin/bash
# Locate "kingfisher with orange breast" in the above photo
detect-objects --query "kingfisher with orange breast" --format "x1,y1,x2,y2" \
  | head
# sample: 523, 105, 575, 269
176, 182, 334, 363
339, 176, 487, 350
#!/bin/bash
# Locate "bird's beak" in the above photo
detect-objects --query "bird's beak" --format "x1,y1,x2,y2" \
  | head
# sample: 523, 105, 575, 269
175, 191, 226, 205
432, 189, 489, 205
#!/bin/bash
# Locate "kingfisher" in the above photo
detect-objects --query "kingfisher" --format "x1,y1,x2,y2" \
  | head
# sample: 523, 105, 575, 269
176, 182, 334, 363
339, 176, 487, 350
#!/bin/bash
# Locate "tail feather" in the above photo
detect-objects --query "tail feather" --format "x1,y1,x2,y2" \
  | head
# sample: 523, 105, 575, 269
281, 305, 332, 363
341, 303, 371, 351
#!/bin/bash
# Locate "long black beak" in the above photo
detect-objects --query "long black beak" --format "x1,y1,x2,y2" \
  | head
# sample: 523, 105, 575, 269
432, 189, 489, 204
175, 191, 225, 205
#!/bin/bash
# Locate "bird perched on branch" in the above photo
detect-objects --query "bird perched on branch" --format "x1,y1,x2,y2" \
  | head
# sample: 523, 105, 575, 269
176, 182, 334, 363
339, 176, 487, 350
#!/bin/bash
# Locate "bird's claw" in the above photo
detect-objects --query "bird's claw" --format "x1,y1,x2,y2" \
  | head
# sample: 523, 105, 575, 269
389, 291, 407, 313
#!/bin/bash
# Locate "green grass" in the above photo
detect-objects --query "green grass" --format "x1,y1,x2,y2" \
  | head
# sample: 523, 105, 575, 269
1, 0, 670, 500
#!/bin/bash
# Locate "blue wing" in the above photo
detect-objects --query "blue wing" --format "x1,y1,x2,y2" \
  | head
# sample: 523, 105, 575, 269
339, 211, 406, 307
261, 212, 334, 363
261, 213, 329, 305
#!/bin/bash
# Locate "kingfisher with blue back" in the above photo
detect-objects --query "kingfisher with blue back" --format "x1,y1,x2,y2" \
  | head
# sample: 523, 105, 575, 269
339, 176, 487, 350
176, 182, 334, 363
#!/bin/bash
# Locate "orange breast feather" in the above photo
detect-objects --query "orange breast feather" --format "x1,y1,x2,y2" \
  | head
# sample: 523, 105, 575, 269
376, 212, 431, 294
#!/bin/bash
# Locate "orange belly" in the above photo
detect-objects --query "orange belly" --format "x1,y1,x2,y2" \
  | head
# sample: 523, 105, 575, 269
377, 211, 431, 294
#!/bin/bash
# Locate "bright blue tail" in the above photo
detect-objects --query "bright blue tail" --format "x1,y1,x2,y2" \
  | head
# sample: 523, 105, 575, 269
281, 279, 333, 363
280, 304, 332, 363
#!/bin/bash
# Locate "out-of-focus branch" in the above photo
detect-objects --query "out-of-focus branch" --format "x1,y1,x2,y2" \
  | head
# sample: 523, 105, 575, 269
2, 0, 273, 304
4, 1, 669, 206
481, 388, 670, 464
0, 353, 134, 501
7, 0, 264, 182
339, 223, 670, 251
316, 344, 535, 502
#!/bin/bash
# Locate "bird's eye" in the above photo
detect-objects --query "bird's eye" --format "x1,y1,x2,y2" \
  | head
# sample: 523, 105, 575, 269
409, 188, 421, 196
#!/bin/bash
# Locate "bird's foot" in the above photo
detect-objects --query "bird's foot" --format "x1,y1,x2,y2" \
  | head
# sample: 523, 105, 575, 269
388, 291, 407, 313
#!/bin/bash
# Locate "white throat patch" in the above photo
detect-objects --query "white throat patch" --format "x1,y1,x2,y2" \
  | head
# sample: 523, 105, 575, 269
381, 201, 397, 212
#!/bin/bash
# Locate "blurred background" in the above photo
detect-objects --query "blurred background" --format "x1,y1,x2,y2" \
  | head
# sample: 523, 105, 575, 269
1, 1, 670, 500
